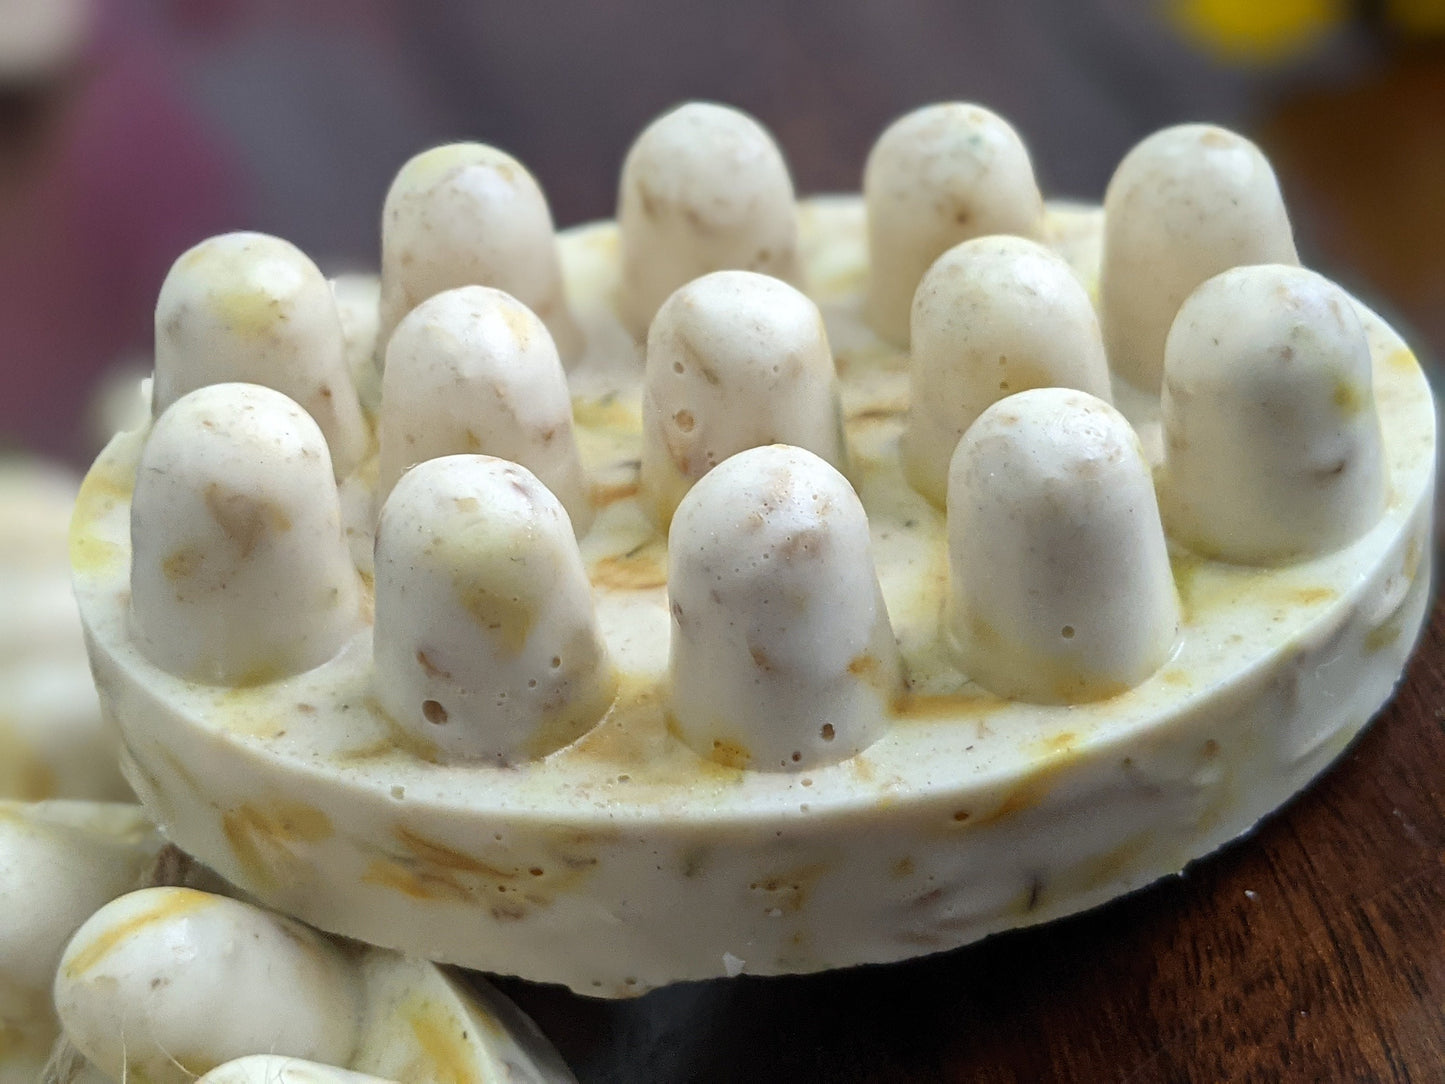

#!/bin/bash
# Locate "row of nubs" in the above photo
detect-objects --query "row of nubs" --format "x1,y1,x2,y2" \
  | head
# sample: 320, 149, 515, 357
128, 383, 1166, 770
152, 101, 1299, 436
127, 381, 883, 770
616, 99, 1298, 398
632, 237, 1384, 558
126, 370, 1379, 781
126, 99, 1387, 772
144, 217, 1384, 564
145, 99, 1383, 545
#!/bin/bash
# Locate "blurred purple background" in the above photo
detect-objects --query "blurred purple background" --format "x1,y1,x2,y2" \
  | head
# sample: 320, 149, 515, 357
2, 0, 1441, 464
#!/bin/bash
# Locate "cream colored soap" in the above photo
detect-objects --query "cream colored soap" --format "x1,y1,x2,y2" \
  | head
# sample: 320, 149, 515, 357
1100, 124, 1299, 392
70, 124, 1436, 998
0, 802, 159, 1083
347, 954, 577, 1083
641, 270, 846, 522
947, 388, 1180, 703
901, 235, 1111, 507
1162, 264, 1387, 562
199, 1058, 396, 1084
0, 462, 128, 801
378, 143, 581, 363
372, 455, 615, 765
55, 888, 364, 1084
378, 285, 593, 531
668, 444, 900, 771
153, 232, 368, 478
618, 102, 801, 338
331, 273, 384, 414
864, 103, 1043, 345
45, 887, 577, 1083
129, 383, 363, 685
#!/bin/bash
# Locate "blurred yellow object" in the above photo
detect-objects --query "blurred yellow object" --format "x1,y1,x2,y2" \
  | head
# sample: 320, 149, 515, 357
1169, 0, 1347, 62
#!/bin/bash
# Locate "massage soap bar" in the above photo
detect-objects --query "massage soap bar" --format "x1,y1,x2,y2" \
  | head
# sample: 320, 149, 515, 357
71, 105, 1435, 998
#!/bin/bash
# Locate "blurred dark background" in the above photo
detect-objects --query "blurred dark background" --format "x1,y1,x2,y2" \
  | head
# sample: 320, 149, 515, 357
2, 0, 1442, 463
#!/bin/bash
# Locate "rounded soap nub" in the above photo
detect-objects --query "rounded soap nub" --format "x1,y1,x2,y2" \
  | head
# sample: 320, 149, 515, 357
153, 232, 368, 478
618, 102, 801, 339
1100, 124, 1299, 392
379, 285, 593, 533
331, 272, 383, 414
901, 236, 1112, 507
130, 383, 363, 685
1162, 264, 1386, 563
373, 455, 615, 765
0, 803, 158, 1064
863, 103, 1043, 346
641, 270, 847, 523
668, 445, 901, 772
947, 389, 1179, 704
378, 142, 581, 363
55, 887, 363, 1084
199, 1057, 393, 1084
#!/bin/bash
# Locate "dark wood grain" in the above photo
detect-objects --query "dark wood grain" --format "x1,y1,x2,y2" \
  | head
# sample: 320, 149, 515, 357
491, 587, 1445, 1083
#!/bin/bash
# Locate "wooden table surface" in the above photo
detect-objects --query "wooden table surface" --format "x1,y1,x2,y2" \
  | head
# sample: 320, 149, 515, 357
491, 588, 1445, 1082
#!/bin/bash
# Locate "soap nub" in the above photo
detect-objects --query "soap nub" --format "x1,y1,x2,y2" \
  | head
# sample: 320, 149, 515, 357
1100, 124, 1298, 392
618, 102, 801, 339
641, 269, 846, 523
130, 383, 362, 686
668, 444, 901, 771
55, 888, 363, 1084
1162, 263, 1387, 562
378, 285, 593, 533
863, 102, 1043, 346
0, 801, 159, 1067
372, 455, 615, 765
378, 143, 581, 363
947, 388, 1179, 704
153, 231, 368, 478
901, 235, 1111, 507
331, 272, 383, 414
198, 1057, 394, 1084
